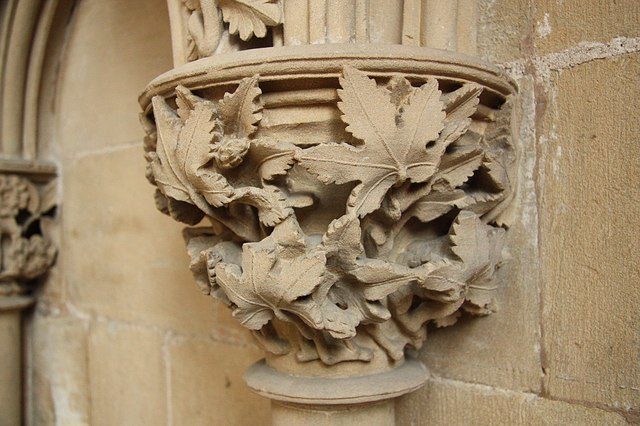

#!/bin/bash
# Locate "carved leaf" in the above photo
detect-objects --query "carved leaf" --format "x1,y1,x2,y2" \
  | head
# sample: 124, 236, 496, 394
411, 191, 466, 223
215, 244, 327, 330
218, 75, 263, 137
218, 0, 281, 41
480, 100, 517, 227
348, 258, 420, 301
395, 78, 446, 181
150, 97, 191, 205
152, 95, 236, 212
337, 66, 397, 148
321, 215, 420, 324
233, 185, 291, 227
421, 211, 504, 314
152, 85, 294, 232
449, 211, 504, 312
430, 149, 484, 192
321, 214, 363, 270
443, 83, 482, 123
178, 102, 237, 208
247, 137, 297, 181
299, 67, 473, 217
183, 228, 222, 295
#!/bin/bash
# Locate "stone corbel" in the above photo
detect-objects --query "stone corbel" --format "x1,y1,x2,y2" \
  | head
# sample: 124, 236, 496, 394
141, 1, 517, 424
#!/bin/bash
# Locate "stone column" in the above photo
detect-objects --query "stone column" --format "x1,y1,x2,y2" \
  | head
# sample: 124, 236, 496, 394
141, 1, 517, 423
0, 163, 57, 426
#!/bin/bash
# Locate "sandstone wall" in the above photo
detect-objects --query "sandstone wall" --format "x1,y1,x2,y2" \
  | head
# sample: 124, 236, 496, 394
26, 0, 639, 424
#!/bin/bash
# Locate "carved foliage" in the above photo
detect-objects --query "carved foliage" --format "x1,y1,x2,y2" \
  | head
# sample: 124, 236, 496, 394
149, 76, 293, 241
0, 175, 57, 296
181, 0, 282, 61
297, 66, 479, 217
146, 67, 516, 365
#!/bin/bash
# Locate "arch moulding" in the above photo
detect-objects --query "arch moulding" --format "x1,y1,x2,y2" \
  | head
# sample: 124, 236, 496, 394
0, 1, 78, 423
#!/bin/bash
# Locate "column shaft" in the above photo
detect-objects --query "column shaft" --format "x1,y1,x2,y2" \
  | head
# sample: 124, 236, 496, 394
272, 400, 395, 426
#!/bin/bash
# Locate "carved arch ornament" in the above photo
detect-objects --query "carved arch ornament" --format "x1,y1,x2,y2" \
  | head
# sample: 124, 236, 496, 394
142, 0, 518, 418
0, 174, 56, 296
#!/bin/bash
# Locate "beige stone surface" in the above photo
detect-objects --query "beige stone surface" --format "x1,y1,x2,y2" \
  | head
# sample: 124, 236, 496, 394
272, 400, 395, 426
0, 309, 22, 426
396, 377, 627, 425
168, 337, 269, 426
88, 322, 167, 426
477, 0, 533, 63
534, 0, 640, 55
62, 145, 250, 341
539, 54, 640, 407
28, 313, 90, 425
56, 0, 172, 157
10, 0, 638, 424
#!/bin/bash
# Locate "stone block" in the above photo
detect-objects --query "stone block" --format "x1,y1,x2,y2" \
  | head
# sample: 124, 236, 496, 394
168, 337, 270, 426
477, 0, 533, 63
539, 54, 640, 407
63, 145, 251, 341
88, 322, 166, 425
534, 0, 640, 55
56, 0, 173, 156
396, 377, 627, 425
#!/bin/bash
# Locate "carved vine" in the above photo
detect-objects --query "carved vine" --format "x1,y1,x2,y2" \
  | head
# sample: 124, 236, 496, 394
181, 0, 282, 61
0, 174, 57, 297
145, 66, 516, 365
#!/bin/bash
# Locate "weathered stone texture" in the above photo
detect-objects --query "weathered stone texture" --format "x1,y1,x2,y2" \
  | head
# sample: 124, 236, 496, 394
396, 377, 627, 425
56, 0, 173, 156
168, 337, 270, 425
534, 0, 640, 55
22, 0, 640, 423
419, 78, 542, 393
28, 313, 90, 425
62, 145, 250, 341
477, 0, 533, 63
88, 323, 167, 425
539, 54, 640, 407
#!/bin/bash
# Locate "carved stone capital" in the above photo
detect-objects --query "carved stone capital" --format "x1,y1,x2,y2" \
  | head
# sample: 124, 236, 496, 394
142, 1, 518, 421
0, 170, 57, 303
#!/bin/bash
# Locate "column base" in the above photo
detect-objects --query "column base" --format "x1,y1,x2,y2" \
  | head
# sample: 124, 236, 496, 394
245, 357, 428, 425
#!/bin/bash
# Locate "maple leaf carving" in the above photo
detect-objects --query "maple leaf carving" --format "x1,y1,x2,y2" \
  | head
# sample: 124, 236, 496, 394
218, 75, 263, 138
218, 0, 281, 40
150, 80, 292, 237
298, 66, 455, 217
320, 215, 421, 325
213, 218, 359, 338
421, 211, 505, 314
212, 75, 263, 169
246, 137, 297, 181
151, 94, 235, 212
215, 244, 327, 330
